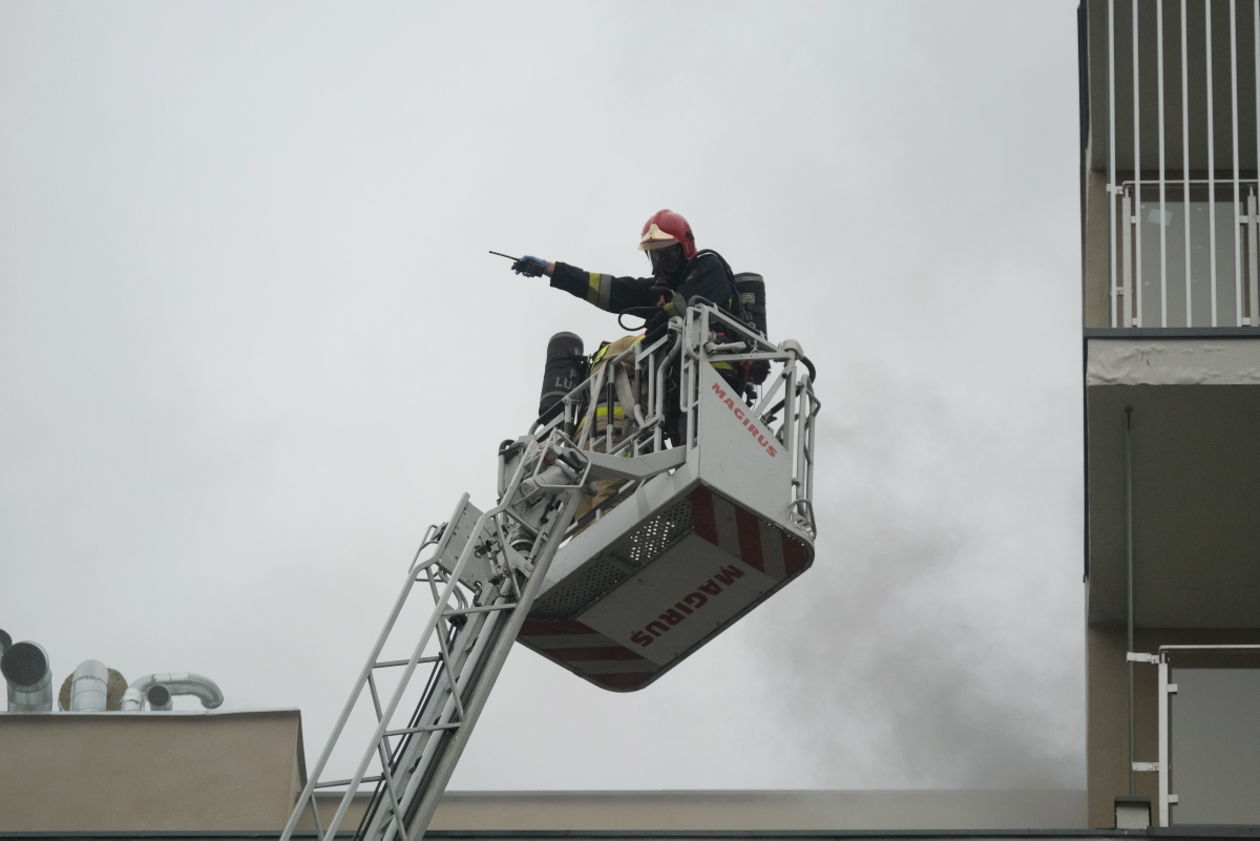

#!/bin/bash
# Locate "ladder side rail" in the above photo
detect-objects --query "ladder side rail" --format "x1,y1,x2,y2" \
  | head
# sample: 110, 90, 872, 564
384, 585, 520, 840
336, 501, 512, 770
358, 442, 591, 841
337, 503, 506, 841
294, 486, 529, 841
394, 490, 584, 841
364, 588, 516, 841
279, 515, 455, 841
361, 621, 462, 841
315, 549, 483, 841
362, 607, 486, 841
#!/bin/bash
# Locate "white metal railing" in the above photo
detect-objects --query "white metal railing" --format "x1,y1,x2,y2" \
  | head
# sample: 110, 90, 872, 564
1104, 0, 1260, 328
529, 303, 819, 538
1117, 179, 1260, 327
1134, 645, 1260, 826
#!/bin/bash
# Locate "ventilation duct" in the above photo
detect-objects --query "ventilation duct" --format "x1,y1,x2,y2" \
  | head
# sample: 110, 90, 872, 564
2, 641, 53, 713
57, 664, 128, 711
67, 660, 110, 712
146, 684, 172, 711
121, 673, 223, 711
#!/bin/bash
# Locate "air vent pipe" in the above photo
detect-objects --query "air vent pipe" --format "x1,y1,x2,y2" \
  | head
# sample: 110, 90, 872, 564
68, 660, 110, 712
121, 673, 223, 711
146, 684, 172, 711
2, 641, 53, 712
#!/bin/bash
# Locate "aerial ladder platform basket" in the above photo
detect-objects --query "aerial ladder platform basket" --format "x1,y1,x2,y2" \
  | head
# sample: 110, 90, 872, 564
281, 303, 818, 841
520, 306, 818, 691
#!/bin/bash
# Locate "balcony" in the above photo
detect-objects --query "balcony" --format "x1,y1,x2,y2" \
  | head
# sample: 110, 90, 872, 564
1082, 0, 1260, 329
1081, 0, 1260, 627
1084, 334, 1260, 628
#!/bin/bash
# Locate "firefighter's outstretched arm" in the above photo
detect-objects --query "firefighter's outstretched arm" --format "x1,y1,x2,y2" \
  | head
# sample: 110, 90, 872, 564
510, 255, 555, 277
543, 262, 657, 314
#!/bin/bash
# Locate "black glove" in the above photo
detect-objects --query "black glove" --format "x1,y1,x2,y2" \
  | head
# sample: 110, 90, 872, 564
511, 255, 548, 277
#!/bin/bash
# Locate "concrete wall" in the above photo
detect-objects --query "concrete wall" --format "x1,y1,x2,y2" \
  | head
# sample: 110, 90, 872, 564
302, 788, 1085, 834
1082, 167, 1112, 329
0, 709, 1084, 833
0, 710, 303, 831
425, 789, 1085, 832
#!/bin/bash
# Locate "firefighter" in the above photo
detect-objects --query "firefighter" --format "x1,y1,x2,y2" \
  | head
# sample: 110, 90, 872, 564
510, 209, 740, 339
512, 210, 743, 447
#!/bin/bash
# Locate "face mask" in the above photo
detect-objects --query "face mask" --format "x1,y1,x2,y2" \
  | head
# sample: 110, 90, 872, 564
648, 244, 684, 279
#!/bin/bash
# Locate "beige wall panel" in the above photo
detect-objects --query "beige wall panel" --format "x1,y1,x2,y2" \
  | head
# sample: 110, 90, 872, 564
0, 711, 302, 832
1083, 168, 1111, 329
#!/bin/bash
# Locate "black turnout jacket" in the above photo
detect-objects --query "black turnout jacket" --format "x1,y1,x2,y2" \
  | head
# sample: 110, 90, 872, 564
549, 251, 739, 327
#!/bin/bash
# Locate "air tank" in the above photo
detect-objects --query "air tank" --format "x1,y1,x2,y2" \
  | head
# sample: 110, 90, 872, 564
734, 273, 769, 384
537, 332, 586, 423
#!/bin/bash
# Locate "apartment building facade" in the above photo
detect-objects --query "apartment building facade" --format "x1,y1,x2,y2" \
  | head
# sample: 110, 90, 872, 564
1079, 0, 1260, 828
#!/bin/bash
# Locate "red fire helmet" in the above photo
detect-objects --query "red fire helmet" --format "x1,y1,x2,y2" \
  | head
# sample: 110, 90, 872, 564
638, 209, 696, 260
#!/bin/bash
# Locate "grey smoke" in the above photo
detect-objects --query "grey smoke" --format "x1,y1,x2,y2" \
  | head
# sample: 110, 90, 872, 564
1, 0, 1085, 792
743, 362, 1083, 789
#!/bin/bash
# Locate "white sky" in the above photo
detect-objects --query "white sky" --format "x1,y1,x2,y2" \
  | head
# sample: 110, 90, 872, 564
1, 1, 1084, 792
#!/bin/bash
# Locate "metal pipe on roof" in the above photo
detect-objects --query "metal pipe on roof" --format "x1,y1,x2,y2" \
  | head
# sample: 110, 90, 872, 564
120, 673, 223, 711
69, 659, 110, 712
146, 684, 173, 711
2, 641, 53, 713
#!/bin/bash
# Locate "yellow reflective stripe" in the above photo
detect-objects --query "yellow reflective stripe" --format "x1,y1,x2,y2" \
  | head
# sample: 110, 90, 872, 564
576, 405, 625, 431
586, 272, 613, 308
590, 334, 642, 367
583, 273, 611, 309
711, 361, 737, 372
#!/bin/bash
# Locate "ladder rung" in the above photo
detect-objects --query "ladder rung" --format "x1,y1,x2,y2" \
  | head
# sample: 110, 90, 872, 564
374, 655, 441, 669
442, 603, 514, 617
314, 774, 385, 788
385, 722, 461, 737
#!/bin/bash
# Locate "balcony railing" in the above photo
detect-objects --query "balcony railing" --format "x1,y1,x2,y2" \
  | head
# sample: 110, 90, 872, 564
1139, 645, 1260, 826
1115, 179, 1260, 327
1098, 0, 1260, 328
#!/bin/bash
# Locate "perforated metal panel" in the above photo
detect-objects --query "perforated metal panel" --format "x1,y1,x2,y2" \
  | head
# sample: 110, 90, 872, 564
531, 496, 696, 618
530, 558, 629, 617
623, 496, 695, 566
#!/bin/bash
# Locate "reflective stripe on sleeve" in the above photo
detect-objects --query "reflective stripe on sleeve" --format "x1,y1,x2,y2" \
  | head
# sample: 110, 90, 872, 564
587, 273, 612, 309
